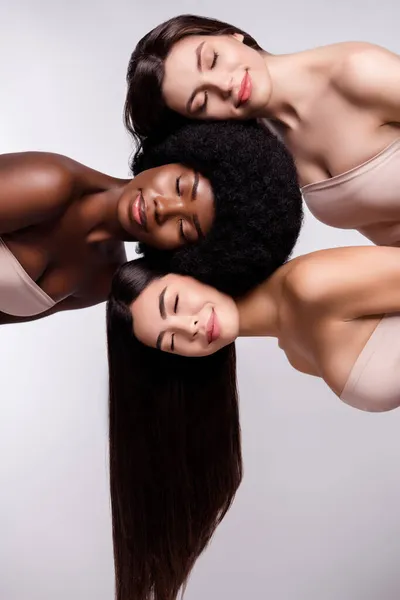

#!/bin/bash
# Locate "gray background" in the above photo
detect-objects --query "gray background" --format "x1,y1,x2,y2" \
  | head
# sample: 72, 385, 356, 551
1, 1, 399, 599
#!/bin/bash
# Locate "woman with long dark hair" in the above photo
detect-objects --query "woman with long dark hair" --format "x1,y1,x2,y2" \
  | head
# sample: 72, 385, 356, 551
112, 245, 400, 413
0, 120, 302, 325
108, 242, 400, 597
107, 244, 400, 599
125, 14, 400, 246
107, 259, 242, 600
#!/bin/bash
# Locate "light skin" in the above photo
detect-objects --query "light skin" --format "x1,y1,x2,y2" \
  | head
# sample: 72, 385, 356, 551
163, 33, 272, 120
163, 35, 400, 187
0, 152, 214, 324
131, 273, 239, 357
131, 245, 400, 411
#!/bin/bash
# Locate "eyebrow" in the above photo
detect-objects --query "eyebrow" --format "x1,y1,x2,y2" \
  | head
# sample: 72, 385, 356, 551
156, 331, 165, 351
159, 286, 167, 319
196, 41, 205, 71
186, 42, 206, 114
190, 171, 204, 239
156, 286, 168, 350
191, 171, 199, 201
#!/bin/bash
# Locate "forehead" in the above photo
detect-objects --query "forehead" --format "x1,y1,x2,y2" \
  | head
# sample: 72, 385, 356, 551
142, 163, 198, 182
143, 163, 184, 178
131, 275, 168, 317
168, 34, 230, 57
130, 276, 168, 345
168, 34, 207, 57
164, 35, 219, 83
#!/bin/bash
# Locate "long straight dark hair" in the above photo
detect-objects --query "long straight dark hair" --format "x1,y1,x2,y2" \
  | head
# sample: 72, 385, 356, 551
125, 14, 264, 148
106, 259, 242, 600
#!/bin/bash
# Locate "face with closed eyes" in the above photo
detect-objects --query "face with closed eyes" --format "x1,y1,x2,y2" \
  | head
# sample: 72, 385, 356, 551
118, 164, 215, 250
131, 273, 239, 357
163, 34, 271, 120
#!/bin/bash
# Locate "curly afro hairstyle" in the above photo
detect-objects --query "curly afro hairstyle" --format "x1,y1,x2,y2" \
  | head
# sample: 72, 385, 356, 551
132, 120, 303, 297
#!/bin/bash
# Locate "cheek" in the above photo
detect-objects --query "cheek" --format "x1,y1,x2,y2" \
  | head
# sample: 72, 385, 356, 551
144, 224, 181, 250
208, 93, 238, 119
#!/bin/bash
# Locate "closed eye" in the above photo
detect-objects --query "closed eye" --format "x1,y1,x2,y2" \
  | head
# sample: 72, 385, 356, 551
211, 52, 219, 69
174, 294, 179, 313
170, 333, 175, 352
179, 219, 187, 242
176, 176, 181, 196
199, 91, 208, 114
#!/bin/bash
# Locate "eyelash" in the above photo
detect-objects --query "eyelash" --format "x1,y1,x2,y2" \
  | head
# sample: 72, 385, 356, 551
197, 51, 219, 114
176, 177, 187, 242
176, 176, 181, 196
179, 219, 187, 242
168, 296, 179, 351
200, 91, 208, 113
211, 51, 219, 69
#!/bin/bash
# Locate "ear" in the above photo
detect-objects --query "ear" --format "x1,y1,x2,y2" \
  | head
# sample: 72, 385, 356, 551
232, 33, 245, 43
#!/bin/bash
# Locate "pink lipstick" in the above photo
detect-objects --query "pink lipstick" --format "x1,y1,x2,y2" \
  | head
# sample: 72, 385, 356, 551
207, 308, 221, 344
237, 71, 252, 106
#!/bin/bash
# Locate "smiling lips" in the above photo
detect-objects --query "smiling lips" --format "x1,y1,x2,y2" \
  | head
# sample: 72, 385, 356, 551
237, 71, 252, 107
207, 308, 220, 344
131, 191, 147, 229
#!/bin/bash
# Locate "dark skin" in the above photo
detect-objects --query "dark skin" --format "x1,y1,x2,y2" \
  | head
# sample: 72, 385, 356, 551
0, 152, 214, 325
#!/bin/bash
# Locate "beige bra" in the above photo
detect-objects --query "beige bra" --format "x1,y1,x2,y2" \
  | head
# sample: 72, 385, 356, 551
302, 139, 400, 245
340, 314, 400, 412
0, 237, 55, 317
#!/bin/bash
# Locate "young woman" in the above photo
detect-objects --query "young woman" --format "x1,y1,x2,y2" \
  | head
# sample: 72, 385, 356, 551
126, 14, 400, 246
107, 265, 241, 600
111, 245, 400, 413
0, 120, 302, 325
106, 244, 400, 599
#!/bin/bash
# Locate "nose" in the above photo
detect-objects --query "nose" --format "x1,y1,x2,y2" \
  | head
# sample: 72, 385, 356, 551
206, 71, 233, 97
154, 194, 190, 224
174, 315, 201, 338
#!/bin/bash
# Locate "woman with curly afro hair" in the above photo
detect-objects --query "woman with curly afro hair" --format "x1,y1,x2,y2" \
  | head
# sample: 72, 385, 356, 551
133, 119, 303, 297
0, 119, 301, 325
103, 119, 302, 600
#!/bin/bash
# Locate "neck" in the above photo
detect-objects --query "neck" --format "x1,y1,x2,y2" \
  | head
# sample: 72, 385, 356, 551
85, 179, 133, 243
235, 274, 282, 339
259, 50, 320, 129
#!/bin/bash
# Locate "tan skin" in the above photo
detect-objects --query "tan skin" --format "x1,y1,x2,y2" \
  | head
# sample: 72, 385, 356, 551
163, 35, 400, 234
237, 246, 386, 398
0, 152, 214, 325
132, 245, 400, 411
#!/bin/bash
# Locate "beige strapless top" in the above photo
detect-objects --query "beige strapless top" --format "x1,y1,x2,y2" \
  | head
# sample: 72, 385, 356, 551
302, 139, 400, 246
0, 237, 56, 316
340, 314, 400, 412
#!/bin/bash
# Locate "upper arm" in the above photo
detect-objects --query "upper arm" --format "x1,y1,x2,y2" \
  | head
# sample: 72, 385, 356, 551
337, 43, 400, 123
0, 152, 78, 235
285, 246, 400, 320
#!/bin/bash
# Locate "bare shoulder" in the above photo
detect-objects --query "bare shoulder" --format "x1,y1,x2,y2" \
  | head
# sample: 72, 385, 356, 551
332, 42, 399, 100
282, 252, 332, 308
284, 245, 400, 310
283, 246, 375, 307
0, 151, 84, 202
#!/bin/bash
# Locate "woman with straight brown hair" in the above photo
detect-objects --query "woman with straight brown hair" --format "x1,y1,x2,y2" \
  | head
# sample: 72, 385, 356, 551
107, 259, 242, 600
